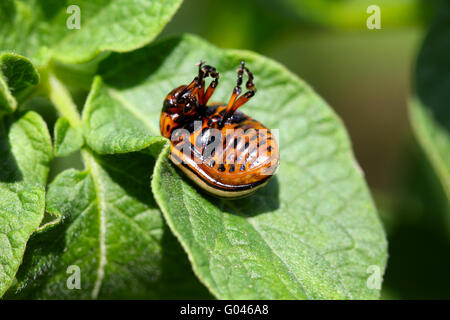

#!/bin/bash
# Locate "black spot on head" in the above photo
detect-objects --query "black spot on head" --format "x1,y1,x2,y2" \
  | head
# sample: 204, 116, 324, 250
230, 112, 245, 124
186, 121, 195, 133
162, 99, 172, 112
205, 105, 220, 116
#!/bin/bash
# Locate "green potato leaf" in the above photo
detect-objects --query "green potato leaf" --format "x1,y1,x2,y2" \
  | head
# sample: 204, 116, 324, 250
82, 34, 387, 299
0, 111, 52, 296
8, 148, 210, 299
0, 52, 39, 116
54, 116, 84, 157
82, 76, 161, 154
410, 1, 450, 200
0, 0, 183, 65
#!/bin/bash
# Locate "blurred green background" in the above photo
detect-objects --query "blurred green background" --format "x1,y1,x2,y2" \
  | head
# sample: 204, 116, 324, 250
158, 0, 449, 299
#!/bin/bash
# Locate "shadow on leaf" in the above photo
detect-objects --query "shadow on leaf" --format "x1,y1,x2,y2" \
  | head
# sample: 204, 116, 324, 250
98, 37, 183, 89
0, 116, 23, 183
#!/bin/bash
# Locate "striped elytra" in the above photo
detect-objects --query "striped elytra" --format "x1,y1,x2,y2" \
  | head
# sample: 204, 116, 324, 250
160, 61, 279, 198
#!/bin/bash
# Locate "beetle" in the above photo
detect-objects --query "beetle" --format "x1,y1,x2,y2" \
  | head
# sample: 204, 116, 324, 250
160, 61, 279, 198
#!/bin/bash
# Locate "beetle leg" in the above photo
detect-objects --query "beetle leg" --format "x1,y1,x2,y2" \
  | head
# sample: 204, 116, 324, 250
221, 61, 256, 126
177, 76, 199, 104
230, 64, 256, 111
177, 61, 217, 104
203, 71, 219, 105
199, 63, 219, 105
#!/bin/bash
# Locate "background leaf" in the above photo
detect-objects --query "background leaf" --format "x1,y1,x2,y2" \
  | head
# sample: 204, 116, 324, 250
0, 76, 16, 116
0, 52, 39, 116
8, 148, 210, 299
381, 143, 450, 299
0, 0, 183, 65
277, 0, 429, 29
409, 1, 450, 200
81, 34, 387, 299
0, 111, 52, 296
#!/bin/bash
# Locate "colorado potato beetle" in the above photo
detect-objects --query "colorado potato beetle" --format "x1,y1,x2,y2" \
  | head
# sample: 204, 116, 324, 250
160, 61, 279, 198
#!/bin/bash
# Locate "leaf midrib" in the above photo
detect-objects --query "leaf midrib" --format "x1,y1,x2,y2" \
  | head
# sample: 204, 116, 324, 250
83, 151, 107, 299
